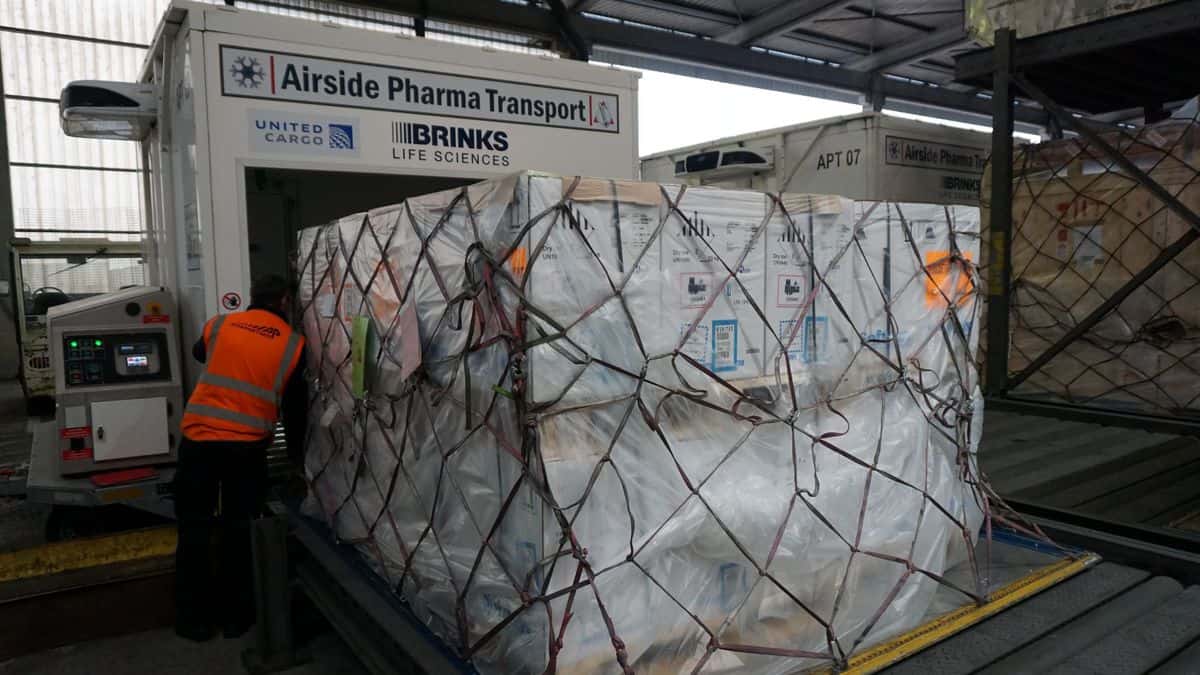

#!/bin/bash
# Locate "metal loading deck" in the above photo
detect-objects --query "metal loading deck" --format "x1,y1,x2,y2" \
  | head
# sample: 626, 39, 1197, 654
283, 502, 1099, 675
979, 411, 1200, 533
287, 503, 1200, 674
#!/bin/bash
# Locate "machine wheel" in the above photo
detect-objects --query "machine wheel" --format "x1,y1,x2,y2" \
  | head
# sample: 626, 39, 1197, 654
44, 505, 103, 542
26, 395, 55, 418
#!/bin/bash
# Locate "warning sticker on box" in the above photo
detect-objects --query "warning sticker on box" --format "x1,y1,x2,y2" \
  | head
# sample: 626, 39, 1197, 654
924, 250, 974, 307
679, 273, 714, 308
711, 319, 739, 372
1069, 225, 1105, 270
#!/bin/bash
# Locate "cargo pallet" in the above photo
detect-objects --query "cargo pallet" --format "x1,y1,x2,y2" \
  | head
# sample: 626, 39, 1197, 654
265, 499, 1096, 675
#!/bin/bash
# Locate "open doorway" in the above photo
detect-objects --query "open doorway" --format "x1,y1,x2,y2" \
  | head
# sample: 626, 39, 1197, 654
244, 167, 474, 285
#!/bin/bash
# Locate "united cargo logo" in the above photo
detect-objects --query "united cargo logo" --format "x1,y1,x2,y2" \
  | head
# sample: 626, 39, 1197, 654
221, 46, 620, 133
329, 124, 354, 149
391, 121, 511, 168
249, 110, 359, 157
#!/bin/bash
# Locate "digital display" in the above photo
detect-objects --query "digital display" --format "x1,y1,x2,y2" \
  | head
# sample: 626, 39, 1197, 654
125, 355, 149, 368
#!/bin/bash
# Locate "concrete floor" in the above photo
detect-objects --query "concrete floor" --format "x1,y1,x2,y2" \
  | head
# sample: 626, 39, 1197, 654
0, 628, 366, 675
0, 378, 367, 674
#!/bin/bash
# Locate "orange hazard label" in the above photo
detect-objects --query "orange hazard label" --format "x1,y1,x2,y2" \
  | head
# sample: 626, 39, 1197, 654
925, 250, 974, 307
510, 246, 528, 277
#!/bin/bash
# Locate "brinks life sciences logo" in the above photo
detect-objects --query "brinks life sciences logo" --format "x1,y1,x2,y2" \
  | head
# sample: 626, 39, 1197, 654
392, 121, 511, 168
248, 110, 359, 157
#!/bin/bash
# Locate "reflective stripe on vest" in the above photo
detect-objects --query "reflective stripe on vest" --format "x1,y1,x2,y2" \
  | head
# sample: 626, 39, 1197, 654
273, 332, 303, 397
184, 403, 274, 433
198, 372, 276, 403
183, 310, 303, 440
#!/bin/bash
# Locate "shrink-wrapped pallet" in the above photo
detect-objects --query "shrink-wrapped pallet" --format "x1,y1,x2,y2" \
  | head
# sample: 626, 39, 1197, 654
297, 172, 986, 673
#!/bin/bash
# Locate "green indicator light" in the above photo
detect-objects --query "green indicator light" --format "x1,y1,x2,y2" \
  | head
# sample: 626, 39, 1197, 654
94, 339, 103, 347
69, 340, 78, 348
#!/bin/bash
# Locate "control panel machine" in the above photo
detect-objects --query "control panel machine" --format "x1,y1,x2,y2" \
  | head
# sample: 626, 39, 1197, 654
48, 286, 183, 476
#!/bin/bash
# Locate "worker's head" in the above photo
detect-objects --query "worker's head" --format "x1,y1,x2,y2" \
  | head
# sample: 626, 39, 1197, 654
251, 274, 292, 315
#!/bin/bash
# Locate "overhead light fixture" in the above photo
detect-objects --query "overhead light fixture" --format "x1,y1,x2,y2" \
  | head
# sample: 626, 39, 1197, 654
60, 81, 158, 141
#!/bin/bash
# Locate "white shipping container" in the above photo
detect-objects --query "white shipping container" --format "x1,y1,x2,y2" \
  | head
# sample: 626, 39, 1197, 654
640, 112, 988, 207
128, 1, 639, 389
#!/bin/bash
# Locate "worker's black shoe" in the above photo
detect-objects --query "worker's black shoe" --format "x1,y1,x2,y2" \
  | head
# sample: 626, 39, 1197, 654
175, 622, 216, 643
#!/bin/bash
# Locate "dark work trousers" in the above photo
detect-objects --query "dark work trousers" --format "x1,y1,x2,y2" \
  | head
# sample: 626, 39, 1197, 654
173, 436, 269, 640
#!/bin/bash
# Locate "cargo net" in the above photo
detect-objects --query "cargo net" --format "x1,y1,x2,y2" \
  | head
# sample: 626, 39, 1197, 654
296, 173, 1012, 674
991, 105, 1200, 416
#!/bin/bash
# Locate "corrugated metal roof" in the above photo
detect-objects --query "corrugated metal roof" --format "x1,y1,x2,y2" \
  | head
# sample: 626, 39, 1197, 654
582, 0, 972, 77
0, 0, 170, 45
9, 166, 145, 236
588, 1, 732, 36
5, 100, 139, 169
0, 32, 145, 99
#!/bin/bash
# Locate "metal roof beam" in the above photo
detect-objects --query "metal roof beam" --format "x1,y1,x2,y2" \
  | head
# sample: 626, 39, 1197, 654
715, 0, 855, 47
567, 0, 602, 13
340, 0, 1046, 129
844, 25, 969, 72
547, 0, 592, 59
585, 18, 1047, 128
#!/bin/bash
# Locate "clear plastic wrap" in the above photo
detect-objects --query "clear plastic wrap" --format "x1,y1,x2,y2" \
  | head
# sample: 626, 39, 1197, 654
297, 171, 986, 673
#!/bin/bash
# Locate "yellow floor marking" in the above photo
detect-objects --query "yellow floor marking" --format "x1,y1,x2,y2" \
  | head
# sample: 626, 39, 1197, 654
0, 526, 177, 584
813, 552, 1100, 674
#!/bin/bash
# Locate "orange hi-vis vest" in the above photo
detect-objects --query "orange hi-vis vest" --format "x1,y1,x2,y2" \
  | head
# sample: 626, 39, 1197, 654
182, 309, 305, 442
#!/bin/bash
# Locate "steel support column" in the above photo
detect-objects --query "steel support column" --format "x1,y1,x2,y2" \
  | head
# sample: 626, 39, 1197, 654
985, 29, 1015, 397
1005, 73, 1200, 390
547, 0, 591, 60
0, 42, 19, 380
244, 514, 307, 673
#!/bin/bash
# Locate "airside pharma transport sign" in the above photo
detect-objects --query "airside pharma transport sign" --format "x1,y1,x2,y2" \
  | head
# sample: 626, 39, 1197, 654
220, 46, 620, 133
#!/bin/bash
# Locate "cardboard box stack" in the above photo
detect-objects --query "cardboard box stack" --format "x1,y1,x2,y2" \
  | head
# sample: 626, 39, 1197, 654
983, 106, 1200, 415
296, 172, 985, 674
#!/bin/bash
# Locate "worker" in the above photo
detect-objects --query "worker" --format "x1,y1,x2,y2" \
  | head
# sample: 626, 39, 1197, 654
173, 274, 308, 642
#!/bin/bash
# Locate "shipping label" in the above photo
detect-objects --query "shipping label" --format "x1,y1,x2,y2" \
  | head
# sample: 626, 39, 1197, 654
711, 319, 740, 372
776, 316, 829, 364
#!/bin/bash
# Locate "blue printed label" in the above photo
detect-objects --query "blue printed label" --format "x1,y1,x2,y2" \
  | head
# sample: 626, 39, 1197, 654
711, 319, 740, 372
801, 316, 828, 364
